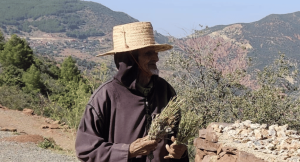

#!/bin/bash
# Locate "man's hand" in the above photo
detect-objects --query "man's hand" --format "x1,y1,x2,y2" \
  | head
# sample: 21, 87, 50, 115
129, 136, 158, 158
164, 136, 187, 159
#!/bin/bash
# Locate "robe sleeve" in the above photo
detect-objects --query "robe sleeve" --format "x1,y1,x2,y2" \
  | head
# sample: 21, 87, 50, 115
75, 88, 130, 162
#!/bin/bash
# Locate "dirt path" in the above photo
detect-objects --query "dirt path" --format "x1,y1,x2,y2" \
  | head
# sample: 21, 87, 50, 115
0, 107, 77, 152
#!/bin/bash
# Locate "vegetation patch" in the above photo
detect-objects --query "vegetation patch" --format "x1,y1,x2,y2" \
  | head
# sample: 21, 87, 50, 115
38, 137, 62, 150
0, 32, 111, 129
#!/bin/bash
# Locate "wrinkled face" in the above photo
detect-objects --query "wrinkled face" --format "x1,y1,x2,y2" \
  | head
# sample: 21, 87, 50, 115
138, 48, 159, 76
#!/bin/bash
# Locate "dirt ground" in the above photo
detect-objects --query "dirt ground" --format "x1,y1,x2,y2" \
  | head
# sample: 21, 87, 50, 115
0, 107, 77, 153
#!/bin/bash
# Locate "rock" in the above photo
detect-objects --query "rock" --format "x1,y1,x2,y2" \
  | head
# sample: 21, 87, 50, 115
45, 118, 53, 124
277, 130, 287, 138
278, 139, 289, 150
207, 122, 232, 132
227, 130, 237, 137
206, 131, 218, 143
235, 129, 243, 135
253, 140, 264, 150
266, 143, 275, 150
211, 124, 222, 133
0, 104, 8, 109
242, 120, 252, 128
250, 124, 260, 130
218, 151, 226, 158
41, 125, 49, 129
290, 135, 300, 139
41, 124, 62, 129
288, 157, 300, 162
235, 120, 241, 124
275, 124, 288, 132
286, 130, 298, 136
199, 129, 208, 139
254, 129, 263, 140
218, 125, 225, 131
217, 144, 222, 155
49, 124, 61, 129
204, 150, 217, 156
0, 127, 17, 132
221, 147, 238, 155
240, 129, 251, 137
195, 149, 207, 162
218, 154, 237, 162
237, 123, 246, 129
247, 141, 254, 148
22, 108, 34, 115
260, 124, 267, 129
236, 151, 265, 162
202, 154, 218, 162
195, 120, 300, 162
223, 126, 233, 132
272, 151, 278, 155
62, 125, 69, 129
52, 120, 60, 125
268, 125, 277, 137
261, 129, 269, 139
194, 138, 220, 152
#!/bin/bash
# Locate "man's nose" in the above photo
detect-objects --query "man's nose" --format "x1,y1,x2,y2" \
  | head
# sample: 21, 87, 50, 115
151, 53, 159, 62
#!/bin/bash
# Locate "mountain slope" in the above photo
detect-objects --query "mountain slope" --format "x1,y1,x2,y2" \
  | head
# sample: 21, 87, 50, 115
0, 0, 138, 37
0, 0, 170, 71
190, 11, 300, 70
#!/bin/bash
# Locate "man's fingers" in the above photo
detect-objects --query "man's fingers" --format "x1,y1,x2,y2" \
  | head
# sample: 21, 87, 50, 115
164, 154, 174, 159
171, 136, 176, 142
141, 136, 149, 141
143, 140, 158, 147
165, 144, 172, 152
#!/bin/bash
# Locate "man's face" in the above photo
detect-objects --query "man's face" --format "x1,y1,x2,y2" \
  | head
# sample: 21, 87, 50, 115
138, 48, 159, 76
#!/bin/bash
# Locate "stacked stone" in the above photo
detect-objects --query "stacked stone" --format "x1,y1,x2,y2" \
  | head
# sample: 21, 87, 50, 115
220, 120, 300, 162
194, 120, 300, 162
194, 122, 266, 162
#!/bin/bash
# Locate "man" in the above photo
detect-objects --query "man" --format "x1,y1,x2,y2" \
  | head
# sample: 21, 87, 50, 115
75, 22, 188, 162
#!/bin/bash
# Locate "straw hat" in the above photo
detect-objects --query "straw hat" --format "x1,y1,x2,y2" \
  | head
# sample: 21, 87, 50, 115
97, 22, 173, 56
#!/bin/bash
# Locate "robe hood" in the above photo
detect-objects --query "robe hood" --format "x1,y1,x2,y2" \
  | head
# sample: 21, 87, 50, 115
114, 52, 139, 89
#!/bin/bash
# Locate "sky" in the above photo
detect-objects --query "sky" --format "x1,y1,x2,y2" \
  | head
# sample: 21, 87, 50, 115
89, 0, 300, 38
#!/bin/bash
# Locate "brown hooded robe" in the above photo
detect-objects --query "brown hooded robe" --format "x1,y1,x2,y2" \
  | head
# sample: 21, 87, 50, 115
75, 52, 189, 162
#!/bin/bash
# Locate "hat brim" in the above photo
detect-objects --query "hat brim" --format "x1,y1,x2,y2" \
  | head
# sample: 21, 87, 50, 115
96, 44, 173, 57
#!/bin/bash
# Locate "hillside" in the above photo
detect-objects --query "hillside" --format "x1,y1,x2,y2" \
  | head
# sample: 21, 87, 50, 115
0, 0, 138, 36
1, 0, 300, 73
0, 0, 169, 70
189, 11, 300, 71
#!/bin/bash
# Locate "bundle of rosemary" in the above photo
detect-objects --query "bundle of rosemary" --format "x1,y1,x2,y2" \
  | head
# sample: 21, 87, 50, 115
174, 109, 200, 145
147, 97, 184, 161
147, 97, 200, 161
147, 97, 184, 141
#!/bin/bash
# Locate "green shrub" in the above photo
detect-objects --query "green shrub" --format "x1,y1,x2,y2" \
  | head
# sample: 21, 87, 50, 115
0, 85, 32, 110
38, 137, 62, 150
165, 37, 300, 130
0, 34, 34, 70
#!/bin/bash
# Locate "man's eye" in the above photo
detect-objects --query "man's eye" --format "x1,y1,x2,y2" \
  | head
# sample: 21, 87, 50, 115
146, 51, 157, 56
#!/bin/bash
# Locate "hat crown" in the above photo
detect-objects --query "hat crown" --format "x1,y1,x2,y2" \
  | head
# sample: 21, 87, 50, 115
97, 22, 172, 56
113, 22, 155, 51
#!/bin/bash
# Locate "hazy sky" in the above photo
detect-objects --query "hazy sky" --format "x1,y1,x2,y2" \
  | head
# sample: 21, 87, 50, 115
89, 0, 300, 38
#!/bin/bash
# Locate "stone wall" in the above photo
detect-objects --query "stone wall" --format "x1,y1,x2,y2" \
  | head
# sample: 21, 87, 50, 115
194, 121, 300, 162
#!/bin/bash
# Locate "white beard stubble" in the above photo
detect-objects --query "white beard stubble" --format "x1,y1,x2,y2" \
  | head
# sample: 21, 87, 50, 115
150, 69, 159, 76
